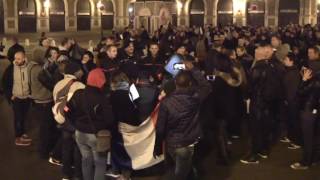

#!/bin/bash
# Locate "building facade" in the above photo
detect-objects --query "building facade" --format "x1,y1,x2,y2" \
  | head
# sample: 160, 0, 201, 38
0, 0, 319, 34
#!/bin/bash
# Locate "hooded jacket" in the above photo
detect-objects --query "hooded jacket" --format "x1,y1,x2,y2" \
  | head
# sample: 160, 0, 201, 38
29, 46, 53, 103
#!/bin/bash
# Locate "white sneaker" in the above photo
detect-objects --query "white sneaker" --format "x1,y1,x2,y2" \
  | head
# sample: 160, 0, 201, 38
288, 143, 301, 150
105, 169, 120, 178
280, 137, 291, 143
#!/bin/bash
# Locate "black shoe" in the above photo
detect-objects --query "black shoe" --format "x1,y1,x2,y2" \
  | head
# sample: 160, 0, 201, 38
240, 154, 260, 164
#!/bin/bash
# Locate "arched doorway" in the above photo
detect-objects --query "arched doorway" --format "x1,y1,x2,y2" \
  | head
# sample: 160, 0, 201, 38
0, 0, 4, 33
137, 7, 152, 32
217, 0, 233, 26
49, 0, 65, 32
246, 0, 265, 27
77, 0, 91, 31
101, 0, 114, 30
278, 0, 300, 26
18, 0, 37, 32
189, 0, 204, 27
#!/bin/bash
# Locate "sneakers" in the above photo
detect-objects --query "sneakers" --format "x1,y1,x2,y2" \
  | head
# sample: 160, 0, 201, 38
49, 157, 63, 166
105, 169, 120, 178
258, 151, 269, 159
280, 137, 291, 143
290, 162, 309, 170
240, 154, 260, 164
288, 143, 301, 150
15, 137, 31, 146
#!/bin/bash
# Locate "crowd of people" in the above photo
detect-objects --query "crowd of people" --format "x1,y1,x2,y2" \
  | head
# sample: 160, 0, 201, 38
1, 23, 320, 180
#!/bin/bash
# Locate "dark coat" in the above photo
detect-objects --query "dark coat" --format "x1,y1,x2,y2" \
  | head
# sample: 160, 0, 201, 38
2, 64, 14, 102
66, 86, 114, 134
155, 69, 211, 150
136, 82, 159, 122
283, 66, 301, 103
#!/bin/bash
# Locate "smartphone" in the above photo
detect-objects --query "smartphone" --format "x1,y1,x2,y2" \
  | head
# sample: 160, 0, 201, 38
173, 63, 186, 70
206, 75, 216, 81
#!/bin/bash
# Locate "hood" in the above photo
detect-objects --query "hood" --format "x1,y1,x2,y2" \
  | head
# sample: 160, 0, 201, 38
87, 68, 106, 89
32, 46, 47, 64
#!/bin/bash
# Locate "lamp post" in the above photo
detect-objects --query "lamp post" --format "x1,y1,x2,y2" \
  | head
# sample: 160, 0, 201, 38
97, 0, 105, 39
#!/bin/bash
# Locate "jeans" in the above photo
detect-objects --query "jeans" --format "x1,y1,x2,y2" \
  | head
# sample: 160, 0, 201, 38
168, 145, 195, 180
34, 102, 59, 159
75, 130, 107, 180
62, 130, 82, 178
301, 110, 320, 165
12, 98, 30, 137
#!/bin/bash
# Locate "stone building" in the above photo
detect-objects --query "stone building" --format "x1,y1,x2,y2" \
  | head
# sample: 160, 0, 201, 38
0, 0, 319, 34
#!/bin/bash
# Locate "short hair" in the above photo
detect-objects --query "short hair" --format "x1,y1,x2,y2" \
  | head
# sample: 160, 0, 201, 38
111, 71, 130, 87
286, 52, 298, 65
175, 70, 193, 89
271, 34, 281, 41
148, 41, 159, 48
106, 44, 117, 51
308, 46, 320, 54
236, 46, 246, 52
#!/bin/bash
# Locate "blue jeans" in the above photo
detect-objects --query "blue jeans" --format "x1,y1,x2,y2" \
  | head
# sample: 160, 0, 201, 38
75, 130, 107, 180
168, 145, 195, 180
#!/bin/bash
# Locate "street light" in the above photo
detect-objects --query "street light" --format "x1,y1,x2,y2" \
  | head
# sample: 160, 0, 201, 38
128, 6, 134, 28
97, 1, 105, 39
44, 0, 51, 9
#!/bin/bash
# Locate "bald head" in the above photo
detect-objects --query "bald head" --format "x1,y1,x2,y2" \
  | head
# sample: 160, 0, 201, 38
14, 51, 26, 66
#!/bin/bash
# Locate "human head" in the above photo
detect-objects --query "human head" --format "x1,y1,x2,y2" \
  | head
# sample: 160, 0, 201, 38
175, 70, 193, 90
81, 51, 94, 64
124, 41, 135, 56
106, 45, 118, 59
176, 44, 187, 56
236, 46, 246, 57
149, 42, 160, 57
271, 35, 282, 48
49, 47, 60, 61
87, 68, 106, 89
61, 38, 72, 50
106, 36, 115, 46
64, 62, 83, 80
308, 46, 320, 61
110, 71, 130, 90
40, 38, 50, 48
14, 51, 26, 66
283, 53, 297, 67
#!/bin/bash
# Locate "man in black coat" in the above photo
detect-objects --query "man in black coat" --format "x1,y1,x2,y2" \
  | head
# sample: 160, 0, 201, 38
154, 61, 211, 180
240, 45, 283, 164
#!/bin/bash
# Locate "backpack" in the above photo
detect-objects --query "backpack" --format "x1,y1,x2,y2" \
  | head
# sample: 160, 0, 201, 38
52, 80, 75, 124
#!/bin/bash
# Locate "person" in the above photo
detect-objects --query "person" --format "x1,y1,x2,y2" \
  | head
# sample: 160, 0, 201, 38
109, 71, 140, 180
66, 68, 114, 180
99, 44, 119, 77
154, 60, 211, 180
290, 66, 320, 170
80, 51, 96, 83
2, 51, 32, 146
7, 37, 25, 63
240, 45, 283, 164
59, 38, 72, 61
53, 62, 85, 180
282, 53, 302, 150
29, 47, 59, 159
118, 41, 140, 80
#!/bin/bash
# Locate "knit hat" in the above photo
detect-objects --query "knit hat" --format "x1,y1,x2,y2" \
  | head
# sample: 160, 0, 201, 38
64, 62, 81, 75
87, 68, 106, 89
275, 44, 291, 61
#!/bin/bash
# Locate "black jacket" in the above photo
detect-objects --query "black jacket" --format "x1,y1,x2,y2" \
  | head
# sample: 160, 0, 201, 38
283, 66, 301, 103
2, 64, 14, 102
155, 69, 211, 150
110, 89, 140, 126
7, 43, 25, 62
136, 82, 159, 122
66, 86, 114, 134
297, 74, 320, 111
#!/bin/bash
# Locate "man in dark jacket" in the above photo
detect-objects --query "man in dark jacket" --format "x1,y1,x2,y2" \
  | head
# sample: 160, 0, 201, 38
154, 61, 211, 180
7, 37, 25, 63
241, 45, 283, 164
